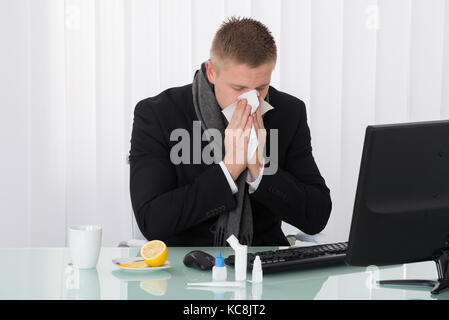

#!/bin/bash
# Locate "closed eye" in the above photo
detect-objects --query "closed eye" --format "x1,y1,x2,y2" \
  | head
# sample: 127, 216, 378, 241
232, 85, 268, 91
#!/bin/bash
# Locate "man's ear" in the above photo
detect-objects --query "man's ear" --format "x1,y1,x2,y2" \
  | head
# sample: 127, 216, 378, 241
205, 60, 215, 84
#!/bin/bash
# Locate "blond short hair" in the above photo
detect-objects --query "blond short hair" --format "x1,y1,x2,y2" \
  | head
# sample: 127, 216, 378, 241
210, 16, 277, 70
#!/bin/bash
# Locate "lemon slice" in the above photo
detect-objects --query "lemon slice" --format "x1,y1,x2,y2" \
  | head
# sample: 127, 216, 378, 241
140, 240, 168, 267
120, 261, 150, 268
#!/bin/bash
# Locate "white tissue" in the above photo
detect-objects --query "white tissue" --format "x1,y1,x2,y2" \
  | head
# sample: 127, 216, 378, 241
240, 89, 260, 114
221, 89, 260, 120
221, 90, 273, 161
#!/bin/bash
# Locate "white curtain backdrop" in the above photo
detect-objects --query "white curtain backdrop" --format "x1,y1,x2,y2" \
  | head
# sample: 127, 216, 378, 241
1, 0, 448, 247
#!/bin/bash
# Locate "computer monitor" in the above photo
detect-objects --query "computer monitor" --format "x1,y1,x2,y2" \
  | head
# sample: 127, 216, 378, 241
345, 120, 449, 295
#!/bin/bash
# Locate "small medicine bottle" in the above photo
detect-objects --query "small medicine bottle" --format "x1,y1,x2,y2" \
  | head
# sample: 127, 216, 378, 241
212, 250, 227, 281
251, 255, 263, 283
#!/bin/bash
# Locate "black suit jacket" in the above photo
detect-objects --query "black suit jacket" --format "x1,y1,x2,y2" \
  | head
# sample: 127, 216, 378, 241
129, 84, 332, 246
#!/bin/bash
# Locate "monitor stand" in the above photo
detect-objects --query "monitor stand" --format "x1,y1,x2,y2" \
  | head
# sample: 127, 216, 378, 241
377, 250, 449, 295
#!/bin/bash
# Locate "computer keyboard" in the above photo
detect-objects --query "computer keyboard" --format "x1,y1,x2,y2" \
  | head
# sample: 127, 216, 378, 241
225, 242, 348, 274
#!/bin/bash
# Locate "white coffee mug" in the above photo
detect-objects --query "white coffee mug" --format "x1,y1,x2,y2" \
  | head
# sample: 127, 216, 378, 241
68, 225, 102, 269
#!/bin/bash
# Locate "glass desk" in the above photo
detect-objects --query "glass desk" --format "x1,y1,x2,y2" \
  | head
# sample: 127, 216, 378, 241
0, 246, 447, 300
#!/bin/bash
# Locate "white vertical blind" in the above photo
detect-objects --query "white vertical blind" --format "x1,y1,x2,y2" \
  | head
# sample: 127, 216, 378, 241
339, 0, 378, 240
95, 0, 129, 247
159, 0, 192, 89
191, 0, 224, 73
280, 0, 311, 118
375, 0, 412, 124
310, 0, 345, 240
409, 0, 446, 122
64, 0, 98, 241
28, 0, 67, 246
444, 1, 449, 118
0, 0, 30, 247
1, 0, 449, 247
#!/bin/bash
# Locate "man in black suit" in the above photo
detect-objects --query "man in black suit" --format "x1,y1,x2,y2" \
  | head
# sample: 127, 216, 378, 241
129, 17, 332, 246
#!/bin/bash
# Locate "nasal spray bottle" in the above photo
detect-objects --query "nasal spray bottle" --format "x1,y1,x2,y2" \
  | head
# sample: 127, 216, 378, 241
226, 235, 247, 281
252, 256, 263, 283
212, 250, 227, 281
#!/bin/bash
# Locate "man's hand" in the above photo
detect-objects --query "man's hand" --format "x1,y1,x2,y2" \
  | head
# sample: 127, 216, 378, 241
223, 99, 253, 181
247, 95, 267, 180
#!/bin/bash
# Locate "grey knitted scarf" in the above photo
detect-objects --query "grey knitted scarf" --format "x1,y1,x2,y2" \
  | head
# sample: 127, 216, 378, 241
192, 62, 253, 246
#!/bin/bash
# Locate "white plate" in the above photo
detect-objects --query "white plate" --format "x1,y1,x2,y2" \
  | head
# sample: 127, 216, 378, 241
118, 261, 172, 272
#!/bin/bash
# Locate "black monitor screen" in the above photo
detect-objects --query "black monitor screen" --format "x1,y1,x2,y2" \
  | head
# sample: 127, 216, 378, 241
346, 120, 449, 267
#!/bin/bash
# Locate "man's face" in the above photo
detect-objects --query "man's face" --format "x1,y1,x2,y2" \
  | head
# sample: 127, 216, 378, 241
205, 59, 276, 110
